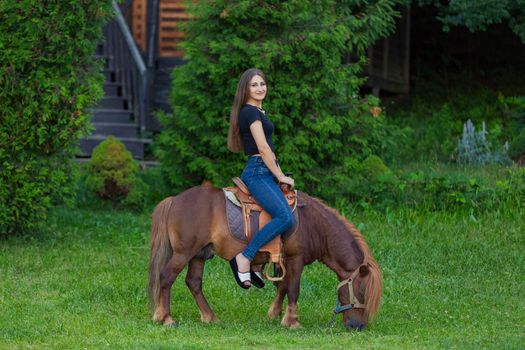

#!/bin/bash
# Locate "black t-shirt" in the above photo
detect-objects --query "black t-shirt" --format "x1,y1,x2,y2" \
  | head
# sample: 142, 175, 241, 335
239, 104, 275, 155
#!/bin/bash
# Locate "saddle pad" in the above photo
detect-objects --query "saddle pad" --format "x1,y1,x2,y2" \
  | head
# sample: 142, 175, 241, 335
224, 192, 299, 243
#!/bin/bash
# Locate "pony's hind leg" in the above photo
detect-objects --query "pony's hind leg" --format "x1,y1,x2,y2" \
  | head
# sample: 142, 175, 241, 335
154, 254, 188, 326
185, 257, 218, 323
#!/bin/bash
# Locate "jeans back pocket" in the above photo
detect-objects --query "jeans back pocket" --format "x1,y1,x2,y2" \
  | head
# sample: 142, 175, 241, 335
252, 165, 271, 177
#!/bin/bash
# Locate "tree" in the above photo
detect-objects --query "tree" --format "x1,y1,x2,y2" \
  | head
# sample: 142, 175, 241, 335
415, 0, 525, 42
0, 1, 111, 234
156, 0, 400, 201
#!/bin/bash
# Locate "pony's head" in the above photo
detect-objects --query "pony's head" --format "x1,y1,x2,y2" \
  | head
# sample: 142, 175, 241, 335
300, 194, 383, 330
335, 259, 382, 330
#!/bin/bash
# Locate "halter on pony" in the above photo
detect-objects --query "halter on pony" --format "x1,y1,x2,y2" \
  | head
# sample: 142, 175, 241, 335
333, 264, 366, 314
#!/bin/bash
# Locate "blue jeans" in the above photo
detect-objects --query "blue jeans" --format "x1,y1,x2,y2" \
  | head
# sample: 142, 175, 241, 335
240, 156, 295, 261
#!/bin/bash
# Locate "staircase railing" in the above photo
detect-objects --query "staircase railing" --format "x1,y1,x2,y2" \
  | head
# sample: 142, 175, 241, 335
103, 0, 149, 138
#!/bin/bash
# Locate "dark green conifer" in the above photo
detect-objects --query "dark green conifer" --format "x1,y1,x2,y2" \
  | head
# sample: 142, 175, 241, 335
156, 0, 399, 200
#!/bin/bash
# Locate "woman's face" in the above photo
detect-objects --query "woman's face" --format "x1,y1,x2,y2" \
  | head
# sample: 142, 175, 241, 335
247, 75, 267, 103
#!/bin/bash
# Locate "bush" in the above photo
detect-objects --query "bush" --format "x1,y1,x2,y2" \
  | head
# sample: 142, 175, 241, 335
137, 165, 173, 206
454, 119, 510, 165
506, 166, 525, 204
400, 171, 488, 210
85, 136, 148, 208
333, 161, 525, 213
0, 1, 111, 235
498, 95, 525, 135
386, 82, 520, 163
392, 166, 524, 212
155, 0, 400, 201
75, 161, 171, 211
341, 155, 399, 208
508, 127, 525, 163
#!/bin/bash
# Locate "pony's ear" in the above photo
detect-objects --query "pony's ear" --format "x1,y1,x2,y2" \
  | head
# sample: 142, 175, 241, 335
359, 264, 369, 277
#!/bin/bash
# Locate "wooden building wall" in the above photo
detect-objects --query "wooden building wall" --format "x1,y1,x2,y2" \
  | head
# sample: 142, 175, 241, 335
131, 0, 147, 51
366, 6, 411, 94
130, 0, 188, 58
158, 0, 188, 57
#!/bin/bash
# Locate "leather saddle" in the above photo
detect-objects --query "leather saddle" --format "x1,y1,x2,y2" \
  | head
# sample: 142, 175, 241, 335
224, 177, 297, 281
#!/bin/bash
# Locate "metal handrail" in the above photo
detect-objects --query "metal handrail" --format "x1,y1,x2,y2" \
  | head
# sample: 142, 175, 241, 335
112, 1, 147, 75
101, 1, 149, 138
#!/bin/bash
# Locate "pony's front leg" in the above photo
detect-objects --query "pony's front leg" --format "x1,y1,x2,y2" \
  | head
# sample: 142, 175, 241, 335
281, 257, 304, 329
268, 278, 287, 320
185, 257, 218, 323
268, 280, 287, 319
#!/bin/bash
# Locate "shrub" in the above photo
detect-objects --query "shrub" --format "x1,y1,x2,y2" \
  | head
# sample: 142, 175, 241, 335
454, 119, 510, 165
335, 162, 525, 213
387, 103, 463, 162
361, 155, 392, 179
0, 1, 111, 235
155, 0, 400, 202
506, 166, 525, 203
508, 127, 525, 164
387, 83, 519, 163
392, 165, 525, 212
401, 171, 486, 210
85, 136, 148, 208
347, 155, 399, 208
498, 95, 525, 136
138, 165, 173, 206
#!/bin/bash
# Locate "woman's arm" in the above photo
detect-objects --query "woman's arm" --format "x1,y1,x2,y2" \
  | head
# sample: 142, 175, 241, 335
249, 121, 294, 187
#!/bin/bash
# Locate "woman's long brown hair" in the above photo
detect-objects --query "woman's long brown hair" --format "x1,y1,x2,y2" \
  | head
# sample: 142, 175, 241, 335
227, 68, 267, 153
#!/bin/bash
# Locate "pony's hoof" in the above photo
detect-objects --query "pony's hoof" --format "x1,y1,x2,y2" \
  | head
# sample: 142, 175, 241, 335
268, 309, 282, 320
163, 316, 177, 327
201, 315, 220, 323
281, 318, 302, 329
164, 321, 178, 328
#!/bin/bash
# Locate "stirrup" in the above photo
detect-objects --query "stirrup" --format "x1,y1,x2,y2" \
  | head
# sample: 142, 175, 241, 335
264, 256, 286, 282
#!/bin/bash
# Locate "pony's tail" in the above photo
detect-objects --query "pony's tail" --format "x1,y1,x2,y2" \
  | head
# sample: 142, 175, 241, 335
148, 197, 174, 318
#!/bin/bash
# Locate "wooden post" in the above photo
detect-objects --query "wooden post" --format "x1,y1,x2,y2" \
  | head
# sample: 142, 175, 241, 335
132, 0, 147, 52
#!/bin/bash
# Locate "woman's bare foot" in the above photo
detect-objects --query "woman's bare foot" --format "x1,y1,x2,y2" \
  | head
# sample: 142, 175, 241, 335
236, 253, 251, 272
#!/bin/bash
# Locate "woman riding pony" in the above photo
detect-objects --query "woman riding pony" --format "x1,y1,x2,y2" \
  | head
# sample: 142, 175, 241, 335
227, 68, 295, 289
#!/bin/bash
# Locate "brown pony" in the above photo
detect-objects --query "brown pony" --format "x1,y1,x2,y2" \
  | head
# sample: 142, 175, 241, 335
148, 184, 382, 330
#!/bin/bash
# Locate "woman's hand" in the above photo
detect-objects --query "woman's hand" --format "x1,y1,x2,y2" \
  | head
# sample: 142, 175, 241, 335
278, 175, 295, 189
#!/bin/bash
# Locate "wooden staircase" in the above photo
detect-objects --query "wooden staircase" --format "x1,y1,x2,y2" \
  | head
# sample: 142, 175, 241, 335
79, 0, 193, 157
79, 2, 151, 159
80, 52, 150, 158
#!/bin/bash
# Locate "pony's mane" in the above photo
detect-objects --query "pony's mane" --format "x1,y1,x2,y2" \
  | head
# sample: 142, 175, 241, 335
304, 194, 383, 319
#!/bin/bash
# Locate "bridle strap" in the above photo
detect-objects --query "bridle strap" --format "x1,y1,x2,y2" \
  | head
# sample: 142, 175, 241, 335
333, 266, 366, 314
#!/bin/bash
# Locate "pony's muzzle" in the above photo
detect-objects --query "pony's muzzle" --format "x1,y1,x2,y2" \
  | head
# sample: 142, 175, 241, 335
345, 318, 366, 331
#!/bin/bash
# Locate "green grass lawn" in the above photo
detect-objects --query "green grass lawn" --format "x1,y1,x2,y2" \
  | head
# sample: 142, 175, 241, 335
1, 205, 524, 349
